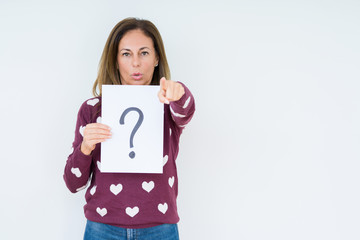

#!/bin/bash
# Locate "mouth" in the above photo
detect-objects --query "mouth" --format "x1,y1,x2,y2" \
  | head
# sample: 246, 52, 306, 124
131, 72, 143, 80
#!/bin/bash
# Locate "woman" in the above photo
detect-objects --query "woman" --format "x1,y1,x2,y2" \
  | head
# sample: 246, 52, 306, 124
63, 18, 195, 240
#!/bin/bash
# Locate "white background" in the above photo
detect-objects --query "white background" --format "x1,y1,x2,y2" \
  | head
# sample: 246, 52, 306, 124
1, 0, 359, 239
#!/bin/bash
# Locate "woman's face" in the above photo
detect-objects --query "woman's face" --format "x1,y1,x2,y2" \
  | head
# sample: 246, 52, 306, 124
117, 29, 159, 85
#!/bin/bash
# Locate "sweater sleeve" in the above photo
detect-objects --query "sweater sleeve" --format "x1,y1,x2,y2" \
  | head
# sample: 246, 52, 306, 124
168, 82, 195, 128
63, 101, 93, 193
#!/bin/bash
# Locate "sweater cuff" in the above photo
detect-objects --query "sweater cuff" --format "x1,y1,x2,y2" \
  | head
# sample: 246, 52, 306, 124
73, 144, 93, 166
172, 81, 190, 107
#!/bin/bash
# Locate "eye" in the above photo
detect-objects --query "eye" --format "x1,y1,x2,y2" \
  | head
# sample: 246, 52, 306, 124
141, 51, 149, 56
122, 52, 130, 57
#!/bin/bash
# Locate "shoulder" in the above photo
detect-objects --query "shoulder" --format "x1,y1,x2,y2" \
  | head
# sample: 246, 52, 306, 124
77, 97, 102, 122
81, 97, 101, 108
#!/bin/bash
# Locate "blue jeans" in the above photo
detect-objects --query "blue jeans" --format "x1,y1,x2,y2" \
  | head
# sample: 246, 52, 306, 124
84, 220, 179, 240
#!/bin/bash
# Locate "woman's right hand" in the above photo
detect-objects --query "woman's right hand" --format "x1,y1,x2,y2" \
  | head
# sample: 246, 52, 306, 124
80, 123, 112, 155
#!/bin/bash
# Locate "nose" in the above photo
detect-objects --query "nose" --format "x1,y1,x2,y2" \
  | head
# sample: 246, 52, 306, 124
132, 55, 140, 67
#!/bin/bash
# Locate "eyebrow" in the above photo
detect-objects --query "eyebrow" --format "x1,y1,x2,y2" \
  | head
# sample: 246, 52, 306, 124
120, 47, 151, 52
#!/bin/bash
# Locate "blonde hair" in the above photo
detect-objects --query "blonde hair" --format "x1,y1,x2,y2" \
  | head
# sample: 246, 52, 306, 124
92, 17, 171, 96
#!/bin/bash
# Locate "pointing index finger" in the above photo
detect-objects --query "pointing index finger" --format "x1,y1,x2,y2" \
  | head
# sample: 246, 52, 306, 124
160, 77, 168, 90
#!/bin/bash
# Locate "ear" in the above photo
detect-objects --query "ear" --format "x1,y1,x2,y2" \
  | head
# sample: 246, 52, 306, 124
155, 54, 159, 67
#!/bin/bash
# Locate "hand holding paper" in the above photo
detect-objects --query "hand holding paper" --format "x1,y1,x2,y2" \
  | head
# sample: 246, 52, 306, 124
81, 123, 112, 155
158, 77, 185, 104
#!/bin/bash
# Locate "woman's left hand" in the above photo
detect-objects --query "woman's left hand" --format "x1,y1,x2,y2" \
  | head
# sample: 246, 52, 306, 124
158, 77, 185, 104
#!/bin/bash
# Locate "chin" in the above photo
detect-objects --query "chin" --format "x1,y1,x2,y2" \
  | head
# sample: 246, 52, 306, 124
132, 79, 152, 85
131, 81, 148, 85
121, 78, 151, 85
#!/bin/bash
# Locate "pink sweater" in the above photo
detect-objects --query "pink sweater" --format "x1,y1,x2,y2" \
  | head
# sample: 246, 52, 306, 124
63, 83, 195, 228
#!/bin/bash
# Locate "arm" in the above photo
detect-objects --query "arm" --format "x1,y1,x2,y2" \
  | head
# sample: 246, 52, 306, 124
63, 101, 111, 193
63, 102, 93, 193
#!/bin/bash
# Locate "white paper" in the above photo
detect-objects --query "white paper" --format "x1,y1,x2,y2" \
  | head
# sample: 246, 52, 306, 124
101, 85, 164, 173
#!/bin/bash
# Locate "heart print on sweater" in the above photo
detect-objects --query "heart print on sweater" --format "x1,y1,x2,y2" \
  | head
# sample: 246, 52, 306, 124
71, 168, 81, 178
142, 181, 155, 193
96, 207, 107, 217
110, 184, 123, 195
168, 176, 175, 188
158, 203, 168, 214
126, 207, 139, 217
87, 98, 99, 106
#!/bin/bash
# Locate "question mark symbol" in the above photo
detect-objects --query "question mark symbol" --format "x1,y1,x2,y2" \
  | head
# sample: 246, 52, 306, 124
119, 107, 144, 159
